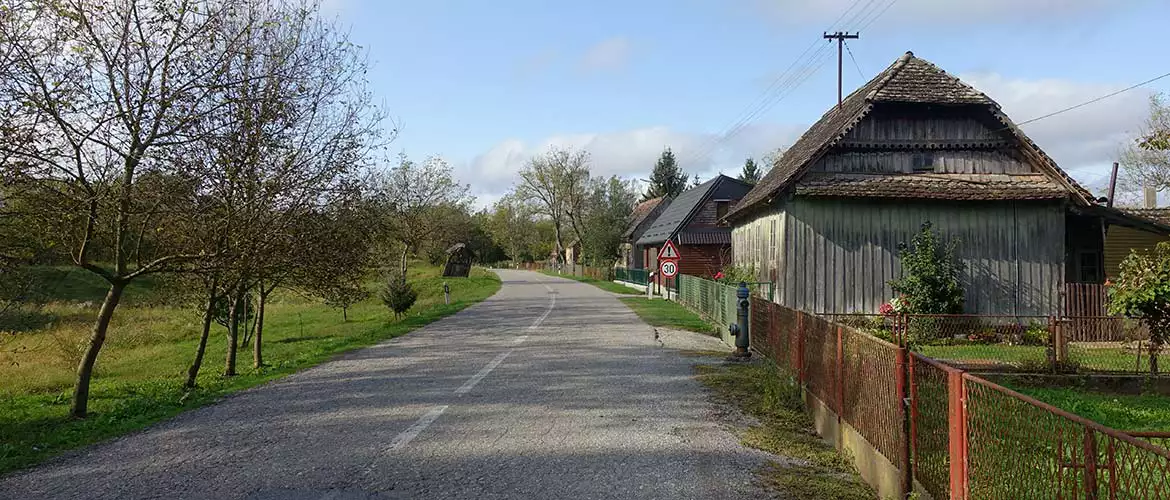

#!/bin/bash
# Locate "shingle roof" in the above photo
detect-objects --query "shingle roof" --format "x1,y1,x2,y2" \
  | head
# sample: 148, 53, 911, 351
636, 175, 753, 246
728, 51, 1093, 221
1120, 208, 1170, 226
678, 229, 732, 245
622, 197, 668, 239
795, 173, 1069, 201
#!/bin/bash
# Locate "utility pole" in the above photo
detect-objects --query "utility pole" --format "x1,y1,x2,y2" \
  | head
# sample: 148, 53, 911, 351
824, 31, 859, 108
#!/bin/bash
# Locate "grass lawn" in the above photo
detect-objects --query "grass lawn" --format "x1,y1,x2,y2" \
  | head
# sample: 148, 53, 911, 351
618, 297, 717, 334
696, 360, 874, 499
0, 266, 501, 474
917, 344, 1148, 373
538, 270, 642, 295
1006, 386, 1170, 432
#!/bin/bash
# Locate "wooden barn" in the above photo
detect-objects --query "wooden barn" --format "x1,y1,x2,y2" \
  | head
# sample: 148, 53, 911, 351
726, 51, 1108, 316
636, 175, 753, 279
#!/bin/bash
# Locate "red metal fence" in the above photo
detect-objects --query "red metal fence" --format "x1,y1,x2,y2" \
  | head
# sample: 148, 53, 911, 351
750, 297, 1170, 499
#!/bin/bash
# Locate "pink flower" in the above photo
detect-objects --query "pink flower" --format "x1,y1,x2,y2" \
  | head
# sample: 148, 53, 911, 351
714, 272, 725, 280
879, 302, 895, 316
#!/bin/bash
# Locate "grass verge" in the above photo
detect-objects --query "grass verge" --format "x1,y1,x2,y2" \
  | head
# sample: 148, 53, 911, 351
695, 360, 874, 499
618, 297, 716, 334
0, 267, 501, 474
538, 270, 642, 295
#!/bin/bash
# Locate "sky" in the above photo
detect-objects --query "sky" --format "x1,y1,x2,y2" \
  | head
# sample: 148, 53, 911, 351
324, 0, 1170, 208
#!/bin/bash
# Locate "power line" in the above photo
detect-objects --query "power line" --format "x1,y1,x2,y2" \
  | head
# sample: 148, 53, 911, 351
1013, 71, 1170, 128
679, 0, 899, 171
845, 40, 865, 79
674, 0, 875, 170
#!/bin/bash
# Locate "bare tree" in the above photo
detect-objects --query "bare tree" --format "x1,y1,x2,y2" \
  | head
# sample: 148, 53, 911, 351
0, 0, 261, 418
183, 0, 388, 378
1122, 93, 1170, 194
515, 147, 591, 264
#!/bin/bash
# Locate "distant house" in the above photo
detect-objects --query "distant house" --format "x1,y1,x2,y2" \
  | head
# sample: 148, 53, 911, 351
636, 174, 754, 279
621, 196, 670, 269
726, 51, 1122, 316
564, 238, 582, 265
1100, 207, 1170, 280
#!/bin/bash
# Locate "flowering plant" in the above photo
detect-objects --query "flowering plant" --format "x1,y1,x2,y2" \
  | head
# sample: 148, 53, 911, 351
713, 271, 725, 280
879, 302, 895, 316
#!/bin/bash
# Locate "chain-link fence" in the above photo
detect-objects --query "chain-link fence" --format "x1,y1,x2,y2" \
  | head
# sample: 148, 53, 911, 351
749, 298, 1170, 499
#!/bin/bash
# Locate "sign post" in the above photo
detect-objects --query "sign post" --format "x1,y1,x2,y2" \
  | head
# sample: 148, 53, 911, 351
658, 240, 681, 299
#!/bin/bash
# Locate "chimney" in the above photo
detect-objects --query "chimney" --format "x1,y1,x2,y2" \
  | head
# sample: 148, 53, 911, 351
1144, 186, 1158, 209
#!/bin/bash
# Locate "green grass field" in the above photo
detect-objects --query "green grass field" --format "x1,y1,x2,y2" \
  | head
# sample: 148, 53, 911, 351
538, 270, 643, 295
917, 343, 1149, 373
0, 266, 501, 474
618, 297, 717, 334
1006, 386, 1170, 432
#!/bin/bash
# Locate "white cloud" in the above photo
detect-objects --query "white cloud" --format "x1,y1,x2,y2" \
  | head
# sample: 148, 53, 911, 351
579, 37, 631, 72
961, 73, 1153, 194
460, 123, 804, 206
753, 0, 1120, 26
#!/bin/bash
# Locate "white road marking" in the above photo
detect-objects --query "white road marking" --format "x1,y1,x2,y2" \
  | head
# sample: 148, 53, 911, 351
513, 335, 529, 344
528, 286, 556, 331
386, 405, 448, 452
455, 351, 511, 395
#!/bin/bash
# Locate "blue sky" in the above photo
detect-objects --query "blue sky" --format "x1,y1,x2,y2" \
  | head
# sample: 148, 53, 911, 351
327, 0, 1170, 207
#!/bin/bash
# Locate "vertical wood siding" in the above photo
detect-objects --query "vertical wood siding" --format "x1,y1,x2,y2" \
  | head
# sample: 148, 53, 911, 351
810, 150, 1032, 174
741, 199, 1065, 315
731, 211, 786, 295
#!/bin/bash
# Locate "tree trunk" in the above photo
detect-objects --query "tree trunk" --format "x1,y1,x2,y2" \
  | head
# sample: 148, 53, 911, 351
253, 289, 268, 369
553, 221, 565, 265
400, 244, 410, 278
225, 291, 243, 376
186, 284, 218, 389
71, 281, 127, 419
343, 306, 348, 322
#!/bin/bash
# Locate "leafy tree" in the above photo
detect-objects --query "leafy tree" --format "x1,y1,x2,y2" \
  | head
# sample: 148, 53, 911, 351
690, 174, 703, 189
643, 148, 688, 201
487, 194, 539, 264
739, 158, 762, 185
320, 278, 369, 322
381, 275, 418, 320
581, 177, 638, 266
376, 154, 472, 278
889, 221, 965, 316
1107, 242, 1170, 375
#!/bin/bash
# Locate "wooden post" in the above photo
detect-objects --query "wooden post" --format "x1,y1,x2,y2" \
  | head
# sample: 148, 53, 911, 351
947, 369, 968, 500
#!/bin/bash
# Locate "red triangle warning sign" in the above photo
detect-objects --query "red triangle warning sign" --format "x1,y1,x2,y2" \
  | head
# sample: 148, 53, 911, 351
658, 240, 680, 260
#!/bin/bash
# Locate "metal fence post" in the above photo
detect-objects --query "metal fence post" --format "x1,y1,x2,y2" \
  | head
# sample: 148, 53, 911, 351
796, 313, 806, 384
1084, 430, 1099, 500
836, 326, 845, 418
947, 369, 969, 500
897, 347, 913, 497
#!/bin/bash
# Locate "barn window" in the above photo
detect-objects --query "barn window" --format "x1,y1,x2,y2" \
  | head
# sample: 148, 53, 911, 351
715, 200, 729, 223
912, 151, 935, 172
1077, 250, 1102, 284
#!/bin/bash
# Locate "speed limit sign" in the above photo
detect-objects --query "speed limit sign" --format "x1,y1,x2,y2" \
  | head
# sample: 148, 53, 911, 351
660, 260, 678, 278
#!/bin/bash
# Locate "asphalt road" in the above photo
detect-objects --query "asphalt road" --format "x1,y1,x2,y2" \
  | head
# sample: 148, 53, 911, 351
0, 270, 773, 500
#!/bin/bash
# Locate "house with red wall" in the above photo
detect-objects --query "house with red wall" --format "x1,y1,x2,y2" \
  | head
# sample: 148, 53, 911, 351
634, 174, 754, 281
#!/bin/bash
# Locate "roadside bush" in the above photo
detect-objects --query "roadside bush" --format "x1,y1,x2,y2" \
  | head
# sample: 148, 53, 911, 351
381, 276, 418, 319
1021, 323, 1050, 346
